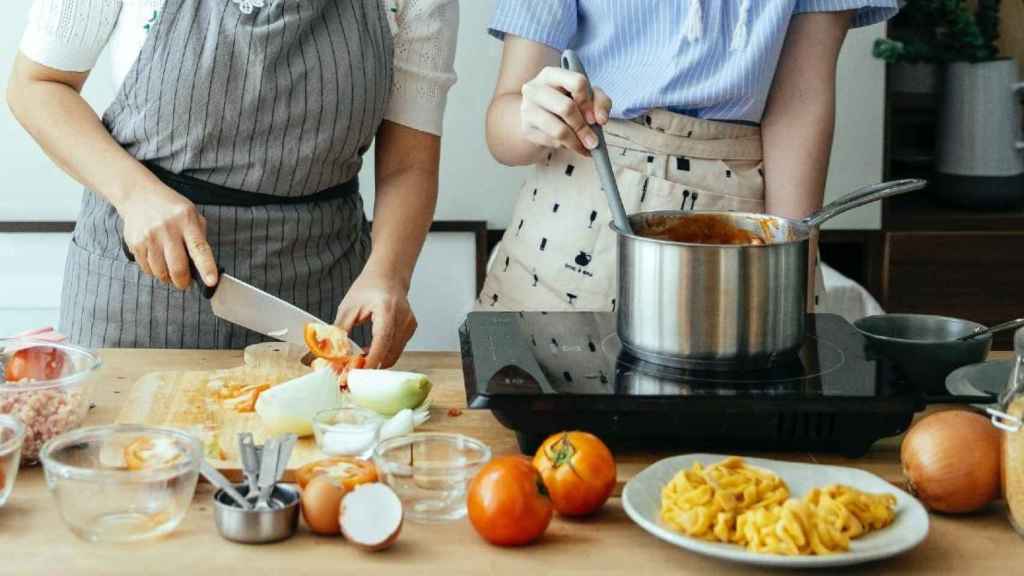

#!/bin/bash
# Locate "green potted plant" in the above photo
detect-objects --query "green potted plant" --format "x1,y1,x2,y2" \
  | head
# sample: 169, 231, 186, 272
934, 0, 1023, 209
873, 0, 949, 95
877, 0, 1024, 209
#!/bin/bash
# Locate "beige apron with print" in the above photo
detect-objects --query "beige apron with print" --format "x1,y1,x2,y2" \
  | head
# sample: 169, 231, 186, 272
479, 109, 822, 312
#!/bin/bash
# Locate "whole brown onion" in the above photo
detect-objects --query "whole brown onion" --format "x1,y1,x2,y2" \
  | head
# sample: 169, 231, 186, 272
901, 410, 1001, 514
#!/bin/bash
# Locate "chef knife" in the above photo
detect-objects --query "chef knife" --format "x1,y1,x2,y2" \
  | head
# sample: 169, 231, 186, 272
120, 241, 362, 353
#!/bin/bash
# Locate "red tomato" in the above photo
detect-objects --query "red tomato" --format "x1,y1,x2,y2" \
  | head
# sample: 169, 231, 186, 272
4, 346, 66, 382
468, 455, 553, 546
534, 431, 616, 516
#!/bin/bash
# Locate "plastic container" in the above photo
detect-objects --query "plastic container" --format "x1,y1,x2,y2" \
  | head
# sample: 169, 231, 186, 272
0, 415, 25, 506
0, 339, 100, 463
373, 432, 491, 523
989, 327, 1024, 538
40, 425, 201, 543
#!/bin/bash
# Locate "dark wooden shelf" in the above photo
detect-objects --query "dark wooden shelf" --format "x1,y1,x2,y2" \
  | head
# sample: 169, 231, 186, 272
883, 188, 1024, 231
889, 92, 939, 111
880, 55, 1024, 350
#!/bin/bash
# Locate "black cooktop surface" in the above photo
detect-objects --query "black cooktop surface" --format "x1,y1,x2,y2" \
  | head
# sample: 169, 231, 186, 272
460, 312, 923, 457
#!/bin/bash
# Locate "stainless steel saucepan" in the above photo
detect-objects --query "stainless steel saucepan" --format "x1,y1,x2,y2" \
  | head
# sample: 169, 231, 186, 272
614, 178, 927, 370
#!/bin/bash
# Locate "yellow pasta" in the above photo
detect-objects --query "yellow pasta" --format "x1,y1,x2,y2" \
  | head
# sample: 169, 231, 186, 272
659, 457, 897, 556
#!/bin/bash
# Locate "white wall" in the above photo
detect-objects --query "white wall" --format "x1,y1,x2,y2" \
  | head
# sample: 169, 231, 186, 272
825, 20, 887, 229
1, 0, 888, 345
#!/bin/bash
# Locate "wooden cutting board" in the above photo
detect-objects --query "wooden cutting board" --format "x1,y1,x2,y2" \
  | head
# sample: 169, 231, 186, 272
116, 342, 331, 482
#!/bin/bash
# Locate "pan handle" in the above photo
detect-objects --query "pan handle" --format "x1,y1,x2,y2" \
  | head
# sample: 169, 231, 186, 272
802, 179, 927, 228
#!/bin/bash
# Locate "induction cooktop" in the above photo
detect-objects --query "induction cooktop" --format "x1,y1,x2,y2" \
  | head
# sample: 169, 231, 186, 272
459, 312, 925, 457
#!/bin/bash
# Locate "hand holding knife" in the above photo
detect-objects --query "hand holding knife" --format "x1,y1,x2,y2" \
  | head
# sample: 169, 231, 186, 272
120, 240, 363, 353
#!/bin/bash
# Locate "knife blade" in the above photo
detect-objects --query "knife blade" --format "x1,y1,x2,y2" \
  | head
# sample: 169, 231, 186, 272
210, 273, 319, 348
120, 240, 362, 354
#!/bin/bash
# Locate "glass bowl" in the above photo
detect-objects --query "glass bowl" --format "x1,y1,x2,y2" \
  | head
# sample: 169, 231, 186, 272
0, 415, 26, 506
372, 432, 491, 523
40, 425, 201, 543
0, 338, 101, 464
313, 407, 381, 458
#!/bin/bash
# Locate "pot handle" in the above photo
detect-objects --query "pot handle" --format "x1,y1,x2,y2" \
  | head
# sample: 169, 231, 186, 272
802, 179, 927, 228
1014, 82, 1024, 152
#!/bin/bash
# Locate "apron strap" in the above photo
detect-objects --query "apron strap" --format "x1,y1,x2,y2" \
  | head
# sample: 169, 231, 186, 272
144, 162, 359, 207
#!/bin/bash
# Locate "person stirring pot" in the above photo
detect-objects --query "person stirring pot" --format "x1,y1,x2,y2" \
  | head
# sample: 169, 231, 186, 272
9, 0, 458, 366
478, 1, 897, 312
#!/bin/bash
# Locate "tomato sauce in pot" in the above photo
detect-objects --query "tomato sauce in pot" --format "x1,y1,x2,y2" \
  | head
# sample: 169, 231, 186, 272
638, 213, 773, 246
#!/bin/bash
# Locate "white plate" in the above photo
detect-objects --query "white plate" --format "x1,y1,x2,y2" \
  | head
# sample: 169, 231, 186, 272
622, 454, 929, 568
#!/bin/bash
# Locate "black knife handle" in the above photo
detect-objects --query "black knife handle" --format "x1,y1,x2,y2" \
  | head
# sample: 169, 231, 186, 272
121, 240, 220, 299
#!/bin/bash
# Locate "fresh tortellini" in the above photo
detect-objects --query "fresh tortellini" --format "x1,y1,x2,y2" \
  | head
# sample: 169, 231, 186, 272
660, 457, 897, 556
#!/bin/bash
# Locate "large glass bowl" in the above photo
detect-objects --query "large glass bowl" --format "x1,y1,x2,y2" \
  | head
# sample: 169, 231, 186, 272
0, 339, 100, 463
372, 432, 491, 523
40, 425, 201, 543
0, 415, 25, 506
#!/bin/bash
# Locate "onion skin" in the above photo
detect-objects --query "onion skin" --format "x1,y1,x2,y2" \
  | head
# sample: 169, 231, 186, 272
901, 410, 1001, 514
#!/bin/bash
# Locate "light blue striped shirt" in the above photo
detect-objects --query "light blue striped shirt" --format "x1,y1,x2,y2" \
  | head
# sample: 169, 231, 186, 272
490, 0, 898, 123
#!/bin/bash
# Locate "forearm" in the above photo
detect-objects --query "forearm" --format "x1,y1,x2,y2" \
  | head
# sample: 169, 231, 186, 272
365, 168, 437, 290
7, 55, 164, 211
486, 93, 548, 166
364, 122, 441, 290
762, 95, 835, 220
762, 12, 852, 220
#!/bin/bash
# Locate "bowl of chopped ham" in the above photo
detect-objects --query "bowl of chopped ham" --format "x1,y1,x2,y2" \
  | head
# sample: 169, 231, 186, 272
0, 339, 100, 464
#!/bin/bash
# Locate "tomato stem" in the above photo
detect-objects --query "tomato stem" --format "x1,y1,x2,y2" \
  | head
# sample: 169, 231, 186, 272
546, 432, 584, 480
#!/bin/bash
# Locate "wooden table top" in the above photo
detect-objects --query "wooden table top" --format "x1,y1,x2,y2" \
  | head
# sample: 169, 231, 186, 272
5, 349, 1020, 575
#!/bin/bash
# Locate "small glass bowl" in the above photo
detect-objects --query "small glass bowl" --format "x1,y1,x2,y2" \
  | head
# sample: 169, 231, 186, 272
0, 338, 100, 464
40, 425, 201, 543
0, 415, 26, 506
312, 407, 381, 458
372, 432, 491, 523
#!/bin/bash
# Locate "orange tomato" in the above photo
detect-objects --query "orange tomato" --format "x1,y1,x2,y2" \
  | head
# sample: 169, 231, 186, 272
303, 323, 354, 360
468, 455, 553, 546
294, 456, 377, 491
3, 346, 66, 382
123, 436, 185, 471
533, 431, 616, 516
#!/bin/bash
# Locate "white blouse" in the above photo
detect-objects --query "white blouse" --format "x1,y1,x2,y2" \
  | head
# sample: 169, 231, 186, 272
19, 0, 458, 136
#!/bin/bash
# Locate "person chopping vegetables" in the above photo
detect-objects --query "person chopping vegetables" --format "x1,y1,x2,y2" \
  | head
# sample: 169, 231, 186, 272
8, 0, 458, 367
478, 1, 897, 311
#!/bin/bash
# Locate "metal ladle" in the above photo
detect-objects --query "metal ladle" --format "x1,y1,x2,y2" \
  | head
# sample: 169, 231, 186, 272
958, 317, 1024, 342
560, 49, 632, 235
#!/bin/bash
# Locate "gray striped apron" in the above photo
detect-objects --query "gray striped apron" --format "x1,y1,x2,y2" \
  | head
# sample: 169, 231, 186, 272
60, 0, 392, 349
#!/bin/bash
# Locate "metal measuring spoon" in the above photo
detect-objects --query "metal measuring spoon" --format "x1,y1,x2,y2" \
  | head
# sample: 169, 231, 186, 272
560, 49, 632, 235
201, 460, 252, 510
255, 437, 280, 510
238, 432, 259, 496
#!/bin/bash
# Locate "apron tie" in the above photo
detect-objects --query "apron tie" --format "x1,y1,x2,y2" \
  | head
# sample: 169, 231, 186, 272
730, 0, 751, 51
684, 0, 703, 41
